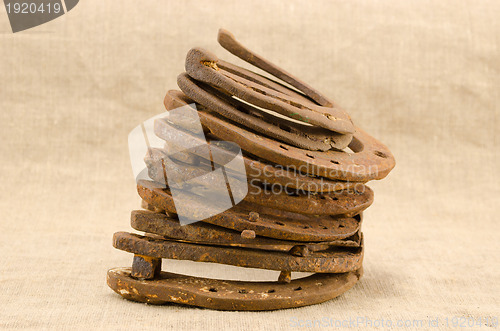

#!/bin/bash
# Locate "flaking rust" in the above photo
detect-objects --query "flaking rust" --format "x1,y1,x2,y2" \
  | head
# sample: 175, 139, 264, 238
113, 231, 363, 273
107, 267, 363, 311
108, 28, 395, 310
137, 180, 364, 242
130, 210, 362, 251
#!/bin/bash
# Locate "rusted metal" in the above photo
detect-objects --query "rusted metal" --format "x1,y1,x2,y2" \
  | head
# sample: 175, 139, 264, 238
131, 254, 162, 280
199, 107, 394, 182
144, 160, 372, 215
144, 146, 246, 200
107, 267, 363, 311
244, 182, 373, 216
137, 180, 363, 242
177, 73, 352, 151
240, 229, 256, 239
235, 200, 363, 222
145, 115, 372, 203
184, 48, 354, 135
154, 101, 362, 192
138, 177, 372, 217
145, 144, 362, 197
140, 200, 164, 213
109, 28, 396, 311
217, 29, 332, 109
248, 211, 259, 222
152, 103, 360, 194
289, 245, 310, 257
164, 89, 395, 182
278, 271, 292, 284
241, 151, 362, 193
113, 232, 363, 273
131, 210, 362, 252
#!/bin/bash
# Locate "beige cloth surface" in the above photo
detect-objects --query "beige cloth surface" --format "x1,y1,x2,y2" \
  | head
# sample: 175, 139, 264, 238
0, 1, 499, 330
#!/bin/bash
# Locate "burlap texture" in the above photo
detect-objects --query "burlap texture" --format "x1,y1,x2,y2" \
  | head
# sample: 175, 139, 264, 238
0, 1, 498, 330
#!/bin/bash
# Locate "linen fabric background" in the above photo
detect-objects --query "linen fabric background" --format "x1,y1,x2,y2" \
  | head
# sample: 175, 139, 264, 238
0, 1, 498, 330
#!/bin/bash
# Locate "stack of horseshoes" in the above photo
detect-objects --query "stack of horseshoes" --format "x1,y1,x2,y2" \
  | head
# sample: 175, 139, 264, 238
107, 29, 395, 311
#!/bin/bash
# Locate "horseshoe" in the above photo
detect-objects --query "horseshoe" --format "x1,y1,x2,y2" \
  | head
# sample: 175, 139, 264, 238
138, 180, 363, 242
131, 209, 362, 253
165, 89, 395, 181
107, 267, 362, 311
184, 47, 354, 134
112, 232, 363, 273
177, 73, 352, 151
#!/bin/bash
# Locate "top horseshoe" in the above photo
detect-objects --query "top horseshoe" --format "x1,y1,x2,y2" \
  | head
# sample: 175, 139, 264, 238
184, 30, 355, 135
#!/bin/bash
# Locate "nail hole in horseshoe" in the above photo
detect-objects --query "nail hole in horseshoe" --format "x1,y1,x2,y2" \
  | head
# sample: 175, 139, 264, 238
236, 106, 250, 114
238, 289, 248, 294
277, 124, 292, 132
209, 288, 217, 292
267, 289, 275, 293
338, 224, 345, 228
275, 221, 285, 226
374, 150, 388, 158
294, 287, 302, 291
306, 153, 315, 159
279, 145, 289, 151
320, 225, 328, 229
331, 160, 340, 165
